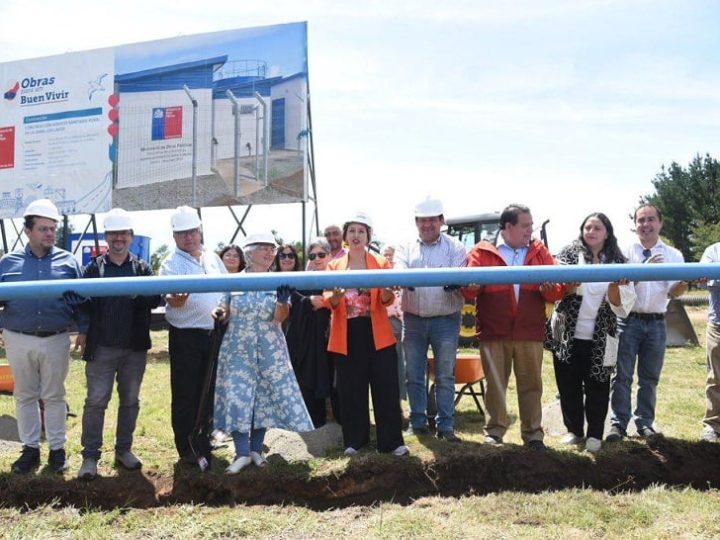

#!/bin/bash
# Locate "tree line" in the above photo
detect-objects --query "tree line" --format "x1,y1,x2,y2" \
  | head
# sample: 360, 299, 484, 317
641, 153, 720, 262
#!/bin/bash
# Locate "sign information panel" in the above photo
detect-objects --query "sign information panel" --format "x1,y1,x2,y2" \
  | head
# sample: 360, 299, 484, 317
0, 22, 309, 217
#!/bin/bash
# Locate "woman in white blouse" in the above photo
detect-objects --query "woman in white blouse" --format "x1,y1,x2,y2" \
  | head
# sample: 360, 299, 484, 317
545, 213, 635, 454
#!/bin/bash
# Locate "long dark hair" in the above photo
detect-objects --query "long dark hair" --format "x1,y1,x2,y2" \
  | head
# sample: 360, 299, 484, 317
577, 212, 626, 263
274, 244, 301, 272
218, 244, 245, 273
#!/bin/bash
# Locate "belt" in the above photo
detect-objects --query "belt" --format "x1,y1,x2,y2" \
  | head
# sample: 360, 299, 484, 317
169, 325, 213, 336
628, 312, 665, 321
16, 329, 68, 338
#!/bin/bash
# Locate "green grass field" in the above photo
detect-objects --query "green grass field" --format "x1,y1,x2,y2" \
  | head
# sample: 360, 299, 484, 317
0, 306, 718, 538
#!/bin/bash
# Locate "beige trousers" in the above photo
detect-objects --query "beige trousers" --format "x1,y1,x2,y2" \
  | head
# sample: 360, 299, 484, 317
479, 340, 544, 442
703, 322, 720, 432
4, 330, 71, 450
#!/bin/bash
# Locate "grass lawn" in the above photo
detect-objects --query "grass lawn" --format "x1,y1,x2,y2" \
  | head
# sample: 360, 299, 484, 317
0, 306, 718, 538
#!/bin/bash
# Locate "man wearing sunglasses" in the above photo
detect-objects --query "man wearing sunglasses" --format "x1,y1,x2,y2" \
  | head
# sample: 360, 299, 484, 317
607, 204, 687, 442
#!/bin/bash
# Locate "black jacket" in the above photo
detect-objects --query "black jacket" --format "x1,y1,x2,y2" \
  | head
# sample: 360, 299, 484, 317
81, 253, 162, 361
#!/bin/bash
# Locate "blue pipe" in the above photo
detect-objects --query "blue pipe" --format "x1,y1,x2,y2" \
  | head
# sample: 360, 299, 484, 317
0, 263, 718, 300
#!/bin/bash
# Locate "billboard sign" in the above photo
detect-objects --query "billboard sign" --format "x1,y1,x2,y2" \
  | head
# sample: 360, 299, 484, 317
0, 22, 309, 217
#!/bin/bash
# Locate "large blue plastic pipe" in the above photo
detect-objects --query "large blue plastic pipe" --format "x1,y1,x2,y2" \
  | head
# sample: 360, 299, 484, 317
0, 263, 718, 300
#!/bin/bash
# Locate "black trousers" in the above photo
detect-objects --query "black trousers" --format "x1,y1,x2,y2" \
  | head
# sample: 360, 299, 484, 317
299, 357, 341, 428
334, 317, 404, 452
168, 325, 212, 458
553, 338, 610, 440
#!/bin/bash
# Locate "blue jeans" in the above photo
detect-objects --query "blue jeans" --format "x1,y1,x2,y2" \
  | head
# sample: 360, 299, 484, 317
610, 316, 666, 431
403, 312, 461, 433
231, 428, 267, 456
81, 346, 147, 459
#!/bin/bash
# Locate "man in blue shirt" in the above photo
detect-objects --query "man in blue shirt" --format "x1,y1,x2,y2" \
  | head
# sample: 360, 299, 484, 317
0, 199, 88, 474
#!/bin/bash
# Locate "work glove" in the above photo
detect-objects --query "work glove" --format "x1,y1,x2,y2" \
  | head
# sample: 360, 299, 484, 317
62, 290, 90, 308
276, 285, 294, 304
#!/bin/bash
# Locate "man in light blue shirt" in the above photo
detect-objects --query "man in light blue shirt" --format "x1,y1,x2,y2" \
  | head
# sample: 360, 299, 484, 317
1, 199, 88, 474
160, 206, 225, 464
396, 196, 467, 442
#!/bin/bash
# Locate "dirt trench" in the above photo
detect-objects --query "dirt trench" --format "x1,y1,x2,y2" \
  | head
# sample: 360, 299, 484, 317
2, 437, 719, 510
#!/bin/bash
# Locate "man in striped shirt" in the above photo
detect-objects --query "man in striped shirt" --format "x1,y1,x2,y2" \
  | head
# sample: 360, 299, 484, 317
395, 196, 467, 442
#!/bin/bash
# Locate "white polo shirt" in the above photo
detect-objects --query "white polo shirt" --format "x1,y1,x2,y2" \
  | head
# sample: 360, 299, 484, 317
624, 239, 684, 314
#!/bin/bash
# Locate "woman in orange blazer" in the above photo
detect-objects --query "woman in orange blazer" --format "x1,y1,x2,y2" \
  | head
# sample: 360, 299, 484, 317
325, 211, 408, 457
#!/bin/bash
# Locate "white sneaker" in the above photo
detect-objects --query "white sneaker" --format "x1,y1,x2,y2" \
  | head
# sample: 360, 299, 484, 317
392, 445, 409, 457
701, 428, 720, 443
225, 455, 252, 475
343, 447, 358, 456
561, 433, 583, 445
585, 437, 602, 454
250, 451, 267, 467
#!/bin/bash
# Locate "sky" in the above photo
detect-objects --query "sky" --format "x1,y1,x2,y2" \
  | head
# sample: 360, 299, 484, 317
1, 0, 719, 254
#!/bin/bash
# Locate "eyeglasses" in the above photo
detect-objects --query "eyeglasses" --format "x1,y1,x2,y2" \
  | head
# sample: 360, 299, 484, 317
308, 252, 328, 261
642, 248, 652, 261
278, 252, 296, 260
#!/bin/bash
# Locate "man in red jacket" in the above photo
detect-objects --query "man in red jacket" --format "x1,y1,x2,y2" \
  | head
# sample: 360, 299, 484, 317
464, 204, 563, 450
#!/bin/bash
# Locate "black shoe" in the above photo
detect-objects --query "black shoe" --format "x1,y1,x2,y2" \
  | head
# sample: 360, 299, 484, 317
526, 440, 546, 451
637, 426, 661, 439
405, 425, 430, 436
48, 448, 68, 474
605, 425, 627, 443
436, 430, 462, 443
11, 446, 40, 474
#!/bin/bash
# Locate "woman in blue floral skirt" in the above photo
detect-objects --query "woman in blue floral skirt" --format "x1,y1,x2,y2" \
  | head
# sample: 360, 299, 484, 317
213, 232, 314, 475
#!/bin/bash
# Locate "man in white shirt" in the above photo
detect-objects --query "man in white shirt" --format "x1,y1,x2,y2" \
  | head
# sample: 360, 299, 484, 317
699, 242, 720, 442
395, 197, 467, 442
607, 204, 687, 441
160, 206, 226, 464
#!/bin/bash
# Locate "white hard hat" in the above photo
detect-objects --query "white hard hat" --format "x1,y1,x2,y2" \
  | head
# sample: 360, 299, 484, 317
170, 206, 202, 232
23, 199, 61, 222
103, 208, 134, 232
242, 232, 278, 248
344, 210, 373, 229
414, 196, 444, 218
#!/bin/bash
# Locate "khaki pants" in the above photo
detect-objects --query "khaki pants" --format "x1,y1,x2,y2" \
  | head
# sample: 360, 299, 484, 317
479, 340, 544, 442
703, 322, 720, 432
4, 330, 71, 450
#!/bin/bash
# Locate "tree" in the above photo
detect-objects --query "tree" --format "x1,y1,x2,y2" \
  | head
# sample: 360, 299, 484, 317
150, 244, 170, 274
55, 218, 75, 250
691, 221, 720, 261
641, 153, 720, 261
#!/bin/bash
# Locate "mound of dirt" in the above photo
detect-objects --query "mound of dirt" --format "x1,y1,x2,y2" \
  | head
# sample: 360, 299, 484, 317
2, 437, 720, 510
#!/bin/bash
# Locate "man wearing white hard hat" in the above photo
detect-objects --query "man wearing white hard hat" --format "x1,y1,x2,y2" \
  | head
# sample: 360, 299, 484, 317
395, 196, 467, 442
0, 198, 88, 474
160, 206, 226, 465
77, 208, 161, 480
